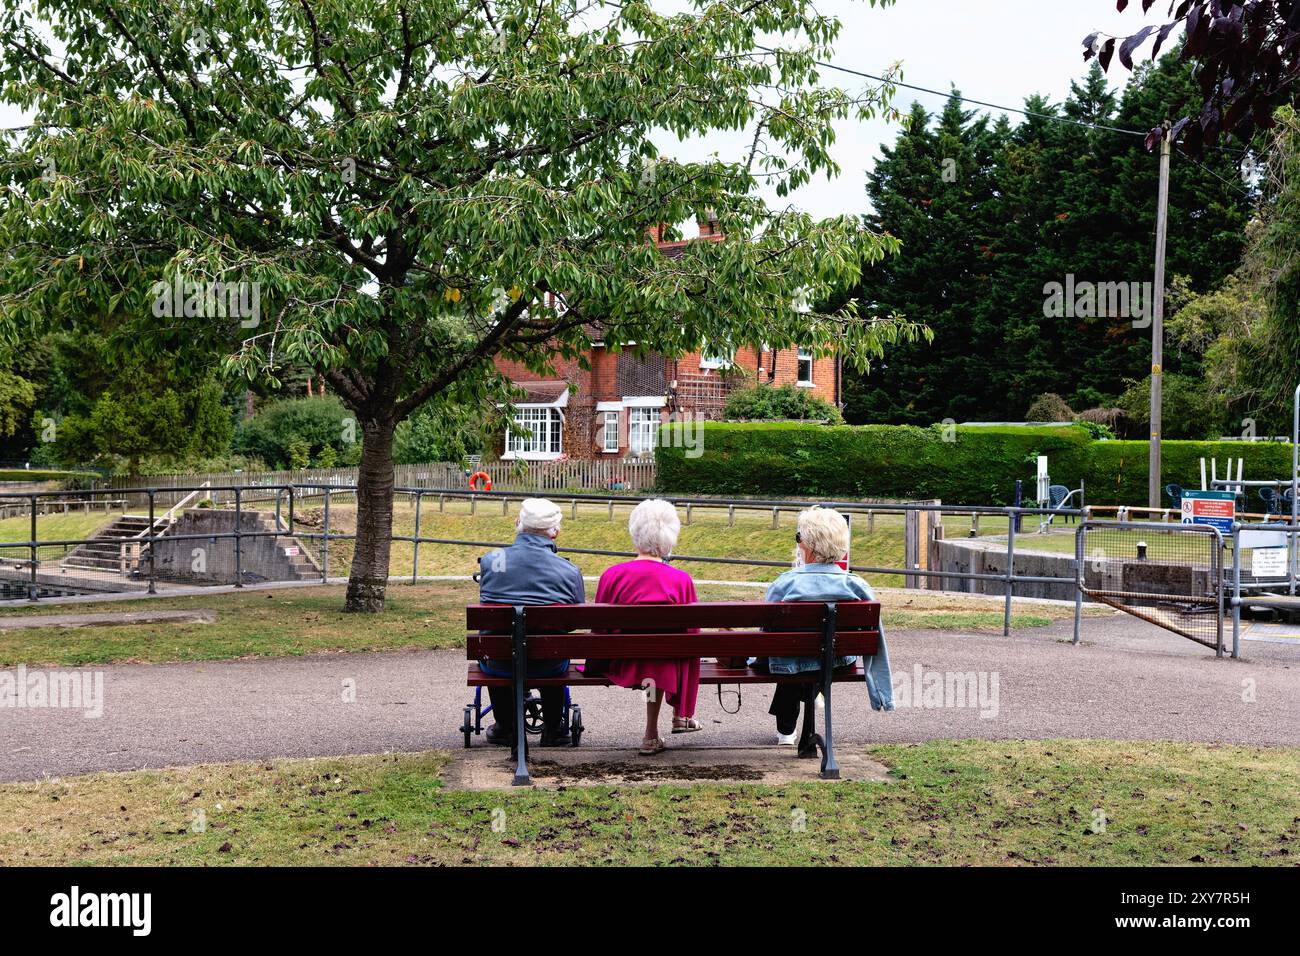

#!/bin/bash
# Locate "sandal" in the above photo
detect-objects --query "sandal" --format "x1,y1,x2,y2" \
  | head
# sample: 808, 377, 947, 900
638, 737, 666, 756
672, 716, 704, 734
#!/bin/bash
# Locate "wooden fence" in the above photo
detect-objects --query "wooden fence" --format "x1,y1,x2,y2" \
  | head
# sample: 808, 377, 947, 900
94, 458, 658, 507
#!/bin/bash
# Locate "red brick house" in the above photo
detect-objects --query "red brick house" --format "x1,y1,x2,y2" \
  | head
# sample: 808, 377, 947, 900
492, 216, 842, 461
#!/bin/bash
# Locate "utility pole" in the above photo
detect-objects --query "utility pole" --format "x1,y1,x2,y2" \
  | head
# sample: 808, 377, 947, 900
1148, 120, 1172, 510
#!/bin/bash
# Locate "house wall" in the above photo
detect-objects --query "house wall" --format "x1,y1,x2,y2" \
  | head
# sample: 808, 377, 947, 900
495, 344, 841, 461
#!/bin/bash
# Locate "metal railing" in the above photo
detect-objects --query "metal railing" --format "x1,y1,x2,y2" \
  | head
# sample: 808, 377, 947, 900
1, 482, 1090, 634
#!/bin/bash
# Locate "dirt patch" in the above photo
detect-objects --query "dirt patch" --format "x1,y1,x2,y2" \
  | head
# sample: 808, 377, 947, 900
530, 759, 765, 783
444, 745, 893, 790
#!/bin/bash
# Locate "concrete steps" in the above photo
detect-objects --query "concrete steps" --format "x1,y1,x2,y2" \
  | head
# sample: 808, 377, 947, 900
61, 515, 159, 573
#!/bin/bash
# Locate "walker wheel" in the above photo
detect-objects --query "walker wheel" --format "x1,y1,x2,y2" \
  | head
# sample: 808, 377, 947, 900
523, 691, 544, 735
461, 706, 473, 749
570, 705, 584, 747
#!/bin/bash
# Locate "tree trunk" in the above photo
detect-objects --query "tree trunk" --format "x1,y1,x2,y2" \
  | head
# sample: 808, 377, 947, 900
345, 417, 397, 612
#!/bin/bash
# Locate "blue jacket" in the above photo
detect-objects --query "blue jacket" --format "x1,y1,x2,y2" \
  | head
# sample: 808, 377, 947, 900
477, 533, 585, 675
478, 532, 586, 607
764, 563, 894, 711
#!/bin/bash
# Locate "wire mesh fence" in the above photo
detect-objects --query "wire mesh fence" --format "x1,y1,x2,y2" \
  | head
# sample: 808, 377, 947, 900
1078, 521, 1225, 653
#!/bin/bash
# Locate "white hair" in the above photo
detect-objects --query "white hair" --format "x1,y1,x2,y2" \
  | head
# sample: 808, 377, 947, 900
797, 507, 849, 564
517, 498, 563, 536
628, 498, 681, 559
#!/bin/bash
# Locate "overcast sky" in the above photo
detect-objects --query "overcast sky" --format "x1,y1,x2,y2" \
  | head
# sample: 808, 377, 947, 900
663, 0, 1170, 218
0, 0, 1170, 220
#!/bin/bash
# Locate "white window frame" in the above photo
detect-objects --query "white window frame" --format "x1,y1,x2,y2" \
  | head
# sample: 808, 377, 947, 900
797, 348, 815, 387
627, 406, 662, 456
504, 406, 564, 460
700, 341, 735, 370
600, 410, 620, 454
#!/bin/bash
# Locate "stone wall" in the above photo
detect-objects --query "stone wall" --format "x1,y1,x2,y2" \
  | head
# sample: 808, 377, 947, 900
150, 509, 320, 585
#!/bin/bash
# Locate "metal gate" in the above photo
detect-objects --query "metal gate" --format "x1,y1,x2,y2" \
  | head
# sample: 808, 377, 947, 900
1075, 520, 1225, 655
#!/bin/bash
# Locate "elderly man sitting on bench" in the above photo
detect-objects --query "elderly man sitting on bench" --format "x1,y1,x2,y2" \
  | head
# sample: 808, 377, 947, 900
476, 497, 585, 748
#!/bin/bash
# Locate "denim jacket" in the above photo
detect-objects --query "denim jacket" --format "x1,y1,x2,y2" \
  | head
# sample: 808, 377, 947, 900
763, 563, 894, 711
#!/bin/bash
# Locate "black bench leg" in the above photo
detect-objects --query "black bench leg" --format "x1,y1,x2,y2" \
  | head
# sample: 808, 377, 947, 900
818, 603, 840, 780
511, 606, 531, 787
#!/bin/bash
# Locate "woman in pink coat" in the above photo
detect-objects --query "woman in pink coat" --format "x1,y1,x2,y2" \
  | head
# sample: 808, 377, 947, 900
592, 498, 701, 755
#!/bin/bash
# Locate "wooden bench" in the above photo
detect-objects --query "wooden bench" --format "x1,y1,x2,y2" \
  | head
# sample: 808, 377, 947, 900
466, 600, 882, 785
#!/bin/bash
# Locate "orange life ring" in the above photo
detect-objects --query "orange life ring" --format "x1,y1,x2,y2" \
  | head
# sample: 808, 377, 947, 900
468, 471, 492, 492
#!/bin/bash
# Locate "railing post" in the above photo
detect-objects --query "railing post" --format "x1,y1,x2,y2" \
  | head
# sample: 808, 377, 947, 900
412, 491, 422, 585
321, 488, 331, 583
1073, 523, 1084, 645
771, 507, 780, 529
147, 490, 157, 595
1003, 510, 1017, 636
1232, 524, 1242, 660
233, 487, 243, 587
27, 494, 37, 602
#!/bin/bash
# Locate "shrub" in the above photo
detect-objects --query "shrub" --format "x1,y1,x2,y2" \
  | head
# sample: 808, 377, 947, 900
656, 421, 1295, 505
1024, 393, 1075, 421
232, 397, 357, 470
722, 383, 844, 424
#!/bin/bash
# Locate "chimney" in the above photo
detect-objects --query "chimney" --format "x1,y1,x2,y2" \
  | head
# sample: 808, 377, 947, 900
696, 208, 720, 239
646, 222, 670, 245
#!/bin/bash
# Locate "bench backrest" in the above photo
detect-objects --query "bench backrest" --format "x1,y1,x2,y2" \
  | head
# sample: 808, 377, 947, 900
465, 601, 881, 660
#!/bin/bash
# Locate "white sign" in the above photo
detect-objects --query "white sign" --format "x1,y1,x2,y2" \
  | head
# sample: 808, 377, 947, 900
1240, 529, 1288, 550
1251, 547, 1289, 578
283, 546, 300, 557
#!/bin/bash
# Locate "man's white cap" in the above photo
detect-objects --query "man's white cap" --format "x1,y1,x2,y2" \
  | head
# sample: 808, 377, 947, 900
517, 497, 563, 534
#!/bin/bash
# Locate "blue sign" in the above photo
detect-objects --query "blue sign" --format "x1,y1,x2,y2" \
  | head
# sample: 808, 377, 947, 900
1180, 490, 1235, 534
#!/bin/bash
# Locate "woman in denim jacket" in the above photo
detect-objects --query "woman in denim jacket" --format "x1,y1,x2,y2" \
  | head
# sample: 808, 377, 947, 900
764, 506, 893, 745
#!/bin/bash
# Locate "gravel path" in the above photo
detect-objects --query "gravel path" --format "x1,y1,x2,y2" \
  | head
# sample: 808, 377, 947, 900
1, 613, 1297, 783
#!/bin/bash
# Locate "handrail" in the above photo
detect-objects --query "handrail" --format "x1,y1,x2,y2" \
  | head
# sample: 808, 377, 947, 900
132, 481, 211, 538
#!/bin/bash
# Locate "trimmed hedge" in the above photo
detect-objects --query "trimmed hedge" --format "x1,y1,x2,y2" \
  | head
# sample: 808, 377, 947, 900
0, 469, 98, 483
656, 422, 1296, 506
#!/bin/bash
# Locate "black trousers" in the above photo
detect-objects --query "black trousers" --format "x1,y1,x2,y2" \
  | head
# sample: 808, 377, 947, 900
769, 682, 819, 737
487, 685, 565, 738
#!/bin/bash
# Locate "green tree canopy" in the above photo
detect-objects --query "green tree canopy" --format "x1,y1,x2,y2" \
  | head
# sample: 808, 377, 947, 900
0, 0, 923, 610
844, 54, 1252, 427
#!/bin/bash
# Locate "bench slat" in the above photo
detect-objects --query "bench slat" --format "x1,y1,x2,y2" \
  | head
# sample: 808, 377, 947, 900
467, 660, 868, 687
465, 600, 879, 632
467, 629, 878, 660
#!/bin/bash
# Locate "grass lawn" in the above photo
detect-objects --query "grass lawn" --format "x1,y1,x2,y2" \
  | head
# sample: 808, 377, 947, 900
289, 497, 918, 584
1, 739, 1295, 866
2, 496, 1059, 581
0, 581, 1090, 666
0, 510, 122, 563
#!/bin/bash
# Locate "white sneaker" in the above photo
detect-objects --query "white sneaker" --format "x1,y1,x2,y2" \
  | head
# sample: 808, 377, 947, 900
776, 731, 798, 746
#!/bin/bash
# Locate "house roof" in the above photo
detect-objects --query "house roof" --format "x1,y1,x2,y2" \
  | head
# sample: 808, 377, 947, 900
511, 380, 570, 406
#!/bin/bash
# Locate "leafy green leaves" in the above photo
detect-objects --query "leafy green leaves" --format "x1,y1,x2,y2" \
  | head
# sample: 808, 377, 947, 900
1, 0, 908, 427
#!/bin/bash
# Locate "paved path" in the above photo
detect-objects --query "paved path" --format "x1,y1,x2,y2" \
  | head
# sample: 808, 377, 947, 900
2, 614, 1298, 783
0, 609, 216, 631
